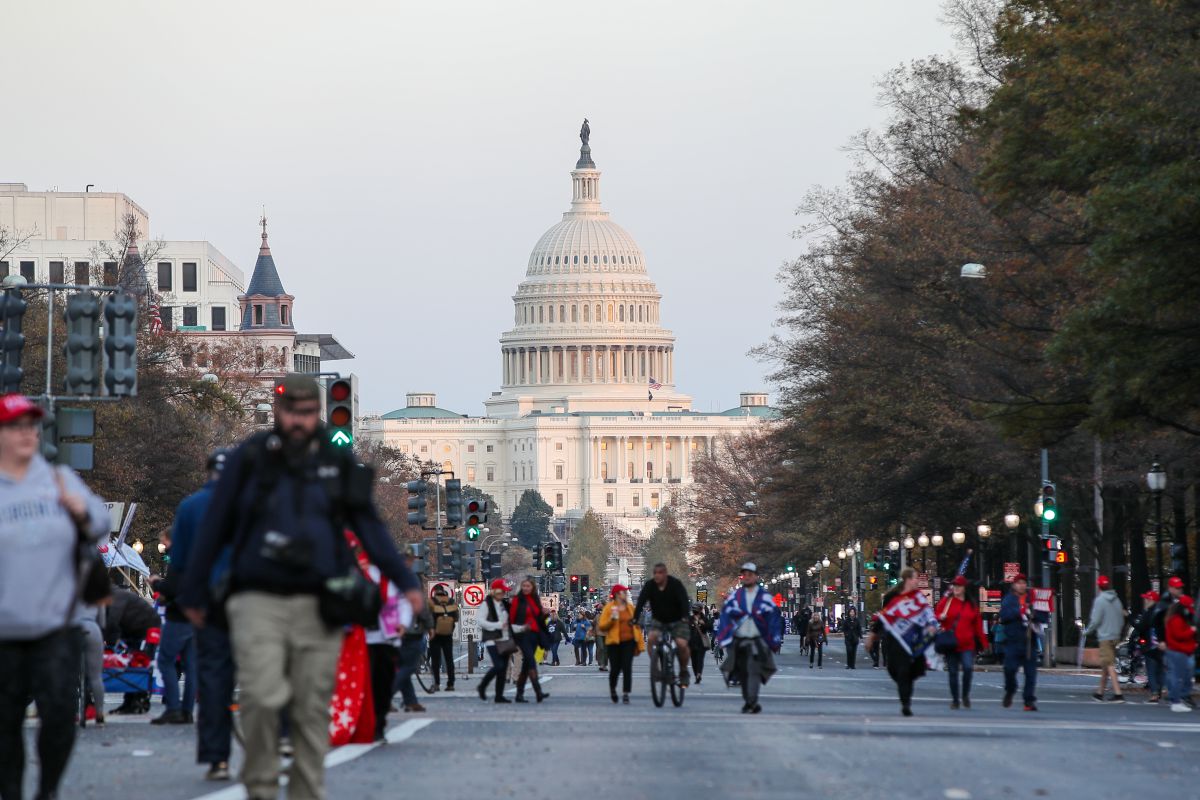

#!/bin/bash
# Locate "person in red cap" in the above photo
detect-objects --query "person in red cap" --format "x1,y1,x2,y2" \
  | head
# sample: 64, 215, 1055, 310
1133, 590, 1165, 702
476, 579, 515, 703
934, 575, 987, 709
1151, 576, 1191, 704
1083, 575, 1127, 703
0, 393, 110, 800
999, 573, 1049, 711
1164, 594, 1196, 712
597, 584, 640, 703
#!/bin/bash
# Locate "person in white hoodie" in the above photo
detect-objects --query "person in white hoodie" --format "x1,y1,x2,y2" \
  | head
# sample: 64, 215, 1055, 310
1083, 575, 1128, 703
0, 394, 109, 800
476, 579, 514, 704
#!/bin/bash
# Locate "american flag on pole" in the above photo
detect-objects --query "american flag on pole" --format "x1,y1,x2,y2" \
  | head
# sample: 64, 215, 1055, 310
648, 377, 662, 391
148, 295, 164, 336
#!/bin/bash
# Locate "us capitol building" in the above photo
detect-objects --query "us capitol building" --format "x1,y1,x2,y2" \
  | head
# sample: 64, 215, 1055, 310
362, 123, 776, 546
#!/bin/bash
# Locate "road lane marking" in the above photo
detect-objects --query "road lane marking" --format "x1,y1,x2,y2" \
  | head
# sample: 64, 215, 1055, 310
189, 719, 436, 800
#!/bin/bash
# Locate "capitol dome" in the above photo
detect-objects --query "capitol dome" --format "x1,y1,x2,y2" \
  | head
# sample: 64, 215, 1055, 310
486, 124, 690, 419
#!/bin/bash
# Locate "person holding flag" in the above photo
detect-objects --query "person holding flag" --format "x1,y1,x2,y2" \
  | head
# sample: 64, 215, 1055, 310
999, 573, 1050, 711
865, 567, 939, 716
716, 562, 783, 713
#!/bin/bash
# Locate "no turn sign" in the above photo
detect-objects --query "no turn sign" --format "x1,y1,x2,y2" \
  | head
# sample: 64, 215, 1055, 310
429, 581, 456, 600
461, 583, 486, 608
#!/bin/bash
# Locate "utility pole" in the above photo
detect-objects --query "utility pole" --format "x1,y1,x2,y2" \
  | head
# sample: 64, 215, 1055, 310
1041, 447, 1055, 668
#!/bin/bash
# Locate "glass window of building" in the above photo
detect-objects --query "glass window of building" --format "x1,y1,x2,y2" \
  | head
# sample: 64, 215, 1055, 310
182, 262, 198, 292
157, 262, 172, 291
183, 306, 198, 327
212, 306, 226, 331
74, 262, 89, 286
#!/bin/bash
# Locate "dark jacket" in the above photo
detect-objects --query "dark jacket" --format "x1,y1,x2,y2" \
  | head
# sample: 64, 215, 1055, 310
633, 576, 691, 624
546, 617, 564, 644
843, 614, 862, 642
103, 589, 160, 645
180, 432, 418, 610
157, 481, 216, 622
999, 590, 1049, 650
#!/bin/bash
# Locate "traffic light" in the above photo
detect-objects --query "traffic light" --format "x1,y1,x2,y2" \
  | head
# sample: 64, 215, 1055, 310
480, 551, 493, 581
63, 291, 102, 396
868, 575, 878, 590
570, 574, 580, 594
532, 550, 541, 570
445, 479, 463, 527
856, 575, 866, 591
465, 498, 487, 540
552, 574, 566, 592
1040, 483, 1057, 523
549, 542, 564, 571
1170, 543, 1188, 577
406, 480, 430, 526
408, 542, 428, 576
0, 288, 27, 394
786, 563, 795, 573
580, 574, 590, 593
542, 543, 557, 571
448, 539, 465, 575
102, 290, 137, 396
326, 377, 354, 447
39, 408, 57, 462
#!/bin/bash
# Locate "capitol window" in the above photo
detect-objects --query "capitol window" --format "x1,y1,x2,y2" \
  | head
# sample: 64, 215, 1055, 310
486, 467, 494, 481
559, 305, 565, 321
583, 255, 588, 264
583, 306, 590, 322
632, 494, 640, 506
467, 444, 475, 453
600, 441, 608, 450
603, 255, 608, 264
555, 442, 563, 451
556, 494, 564, 508
486, 445, 494, 453
573, 255, 578, 264
607, 304, 614, 322
467, 466, 476, 482
421, 445, 428, 453
619, 306, 624, 322
555, 256, 560, 265
555, 465, 563, 480
606, 493, 614, 507
548, 306, 554, 322
572, 305, 578, 322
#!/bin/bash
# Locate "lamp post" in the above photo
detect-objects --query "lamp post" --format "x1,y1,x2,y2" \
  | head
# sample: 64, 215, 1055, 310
917, 533, 930, 573
903, 534, 915, 573
1147, 460, 1167, 589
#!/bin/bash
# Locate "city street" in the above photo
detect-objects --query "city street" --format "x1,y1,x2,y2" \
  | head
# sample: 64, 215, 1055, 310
30, 637, 1200, 800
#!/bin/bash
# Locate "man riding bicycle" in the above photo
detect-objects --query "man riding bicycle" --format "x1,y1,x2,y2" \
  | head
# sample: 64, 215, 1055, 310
633, 563, 692, 686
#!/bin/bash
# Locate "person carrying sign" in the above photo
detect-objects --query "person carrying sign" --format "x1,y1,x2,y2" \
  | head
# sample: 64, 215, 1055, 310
999, 573, 1050, 712
865, 567, 939, 716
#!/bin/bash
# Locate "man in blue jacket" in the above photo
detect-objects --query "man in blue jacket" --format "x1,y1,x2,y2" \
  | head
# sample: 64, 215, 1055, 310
180, 375, 421, 800
716, 562, 783, 714
999, 573, 1050, 711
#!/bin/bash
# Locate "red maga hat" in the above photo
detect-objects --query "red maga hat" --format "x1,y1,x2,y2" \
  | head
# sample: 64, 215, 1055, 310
1011, 573, 1028, 583
1168, 576, 1185, 589
0, 394, 44, 425
610, 584, 629, 598
951, 576, 970, 586
1097, 576, 1111, 590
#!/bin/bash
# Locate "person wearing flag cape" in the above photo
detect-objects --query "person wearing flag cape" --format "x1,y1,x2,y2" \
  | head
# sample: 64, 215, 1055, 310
716, 562, 783, 713
865, 567, 940, 716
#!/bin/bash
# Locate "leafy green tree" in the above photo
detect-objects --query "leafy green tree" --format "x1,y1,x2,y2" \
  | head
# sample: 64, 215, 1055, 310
510, 489, 553, 549
644, 507, 692, 593
566, 510, 610, 581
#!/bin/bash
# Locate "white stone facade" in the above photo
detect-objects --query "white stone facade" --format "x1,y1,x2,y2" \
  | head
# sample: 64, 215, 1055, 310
362, 138, 776, 530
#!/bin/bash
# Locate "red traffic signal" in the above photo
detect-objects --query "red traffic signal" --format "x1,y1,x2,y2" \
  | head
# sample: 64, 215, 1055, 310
570, 574, 579, 585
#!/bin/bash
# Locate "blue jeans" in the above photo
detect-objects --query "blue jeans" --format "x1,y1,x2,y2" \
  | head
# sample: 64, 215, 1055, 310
393, 637, 424, 707
195, 624, 235, 764
946, 650, 975, 702
1145, 651, 1165, 696
1165, 650, 1195, 704
157, 620, 196, 713
1003, 644, 1038, 705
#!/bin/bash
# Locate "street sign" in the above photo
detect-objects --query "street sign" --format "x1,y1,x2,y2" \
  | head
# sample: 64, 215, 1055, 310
1003, 562, 1021, 582
429, 580, 457, 600
103, 502, 125, 534
696, 590, 708, 602
461, 583, 485, 608
543, 594, 560, 611
459, 613, 480, 643
980, 588, 1001, 613
917, 573, 929, 589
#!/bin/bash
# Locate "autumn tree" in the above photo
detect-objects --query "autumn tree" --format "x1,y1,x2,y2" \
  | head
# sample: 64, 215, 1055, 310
643, 507, 692, 594
566, 509, 610, 586
510, 489, 553, 549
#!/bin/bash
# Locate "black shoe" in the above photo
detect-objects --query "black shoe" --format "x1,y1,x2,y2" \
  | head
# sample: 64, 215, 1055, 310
1003, 693, 1014, 708
477, 685, 488, 701
514, 696, 529, 704
901, 707, 913, 717
963, 697, 971, 709
205, 762, 231, 781
1109, 695, 1126, 704
536, 692, 550, 703
611, 692, 619, 704
430, 685, 439, 693
741, 703, 752, 713
751, 704, 762, 714
150, 709, 188, 725
622, 694, 630, 704
183, 712, 194, 723
1092, 693, 1105, 703
951, 700, 960, 710
445, 684, 454, 692
495, 696, 512, 704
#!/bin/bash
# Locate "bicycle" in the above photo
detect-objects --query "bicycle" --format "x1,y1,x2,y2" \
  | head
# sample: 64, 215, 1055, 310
712, 640, 724, 667
649, 630, 685, 708
415, 648, 436, 694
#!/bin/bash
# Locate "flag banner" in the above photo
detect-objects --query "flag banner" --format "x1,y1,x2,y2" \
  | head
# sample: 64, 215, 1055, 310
648, 377, 662, 390
956, 550, 972, 577
880, 589, 939, 659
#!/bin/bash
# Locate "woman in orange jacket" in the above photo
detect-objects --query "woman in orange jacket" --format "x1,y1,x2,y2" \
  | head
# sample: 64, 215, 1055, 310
598, 585, 641, 704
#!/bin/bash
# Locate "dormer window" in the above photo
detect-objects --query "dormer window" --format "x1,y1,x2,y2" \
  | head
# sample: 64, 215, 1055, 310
254, 304, 264, 325
280, 305, 289, 325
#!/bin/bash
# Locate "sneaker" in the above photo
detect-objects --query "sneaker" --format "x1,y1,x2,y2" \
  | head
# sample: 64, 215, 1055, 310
404, 703, 426, 713
695, 674, 702, 685
205, 763, 231, 781
1171, 703, 1191, 713
94, 714, 106, 727
950, 701, 960, 710
1092, 693, 1106, 703
1024, 703, 1038, 712
1109, 695, 1126, 704
741, 703, 752, 714
1146, 694, 1160, 704
1002, 693, 1014, 708
622, 694, 630, 704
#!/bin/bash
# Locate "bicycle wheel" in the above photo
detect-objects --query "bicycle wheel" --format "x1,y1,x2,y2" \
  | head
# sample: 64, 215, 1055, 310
670, 651, 685, 707
650, 647, 667, 707
416, 653, 435, 694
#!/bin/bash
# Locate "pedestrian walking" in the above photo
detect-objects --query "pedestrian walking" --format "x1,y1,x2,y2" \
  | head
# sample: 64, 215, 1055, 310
428, 585, 459, 692
509, 579, 550, 703
598, 585, 641, 703
545, 611, 564, 666
689, 605, 712, 684
572, 612, 591, 665
795, 607, 812, 657
1082, 575, 1127, 703
0, 394, 110, 800
1134, 590, 1165, 703
596, 608, 610, 672
394, 590, 433, 713
477, 579, 515, 703
1164, 594, 1196, 713
843, 607, 861, 669
865, 567, 938, 717
75, 603, 109, 727
584, 610, 597, 665
180, 374, 421, 800
999, 573, 1049, 712
868, 611, 884, 669
365, 567, 403, 742
806, 612, 826, 668
716, 563, 783, 713
935, 576, 987, 709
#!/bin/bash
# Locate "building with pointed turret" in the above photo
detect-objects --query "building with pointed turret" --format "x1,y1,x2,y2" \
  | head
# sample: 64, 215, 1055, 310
362, 127, 777, 577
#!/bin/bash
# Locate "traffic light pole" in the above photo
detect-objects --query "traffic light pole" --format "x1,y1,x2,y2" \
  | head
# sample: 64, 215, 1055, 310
1041, 447, 1056, 668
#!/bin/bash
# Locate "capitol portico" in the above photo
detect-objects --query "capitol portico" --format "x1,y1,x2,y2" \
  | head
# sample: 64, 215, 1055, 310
362, 125, 776, 540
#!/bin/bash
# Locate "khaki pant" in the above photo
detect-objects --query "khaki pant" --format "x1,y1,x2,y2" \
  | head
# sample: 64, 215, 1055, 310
227, 592, 343, 800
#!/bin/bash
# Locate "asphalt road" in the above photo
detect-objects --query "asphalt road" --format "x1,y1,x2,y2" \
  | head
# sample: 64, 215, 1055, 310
24, 636, 1200, 800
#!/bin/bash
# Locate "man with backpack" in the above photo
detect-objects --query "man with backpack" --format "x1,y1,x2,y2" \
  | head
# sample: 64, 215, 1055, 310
428, 585, 459, 691
180, 374, 421, 800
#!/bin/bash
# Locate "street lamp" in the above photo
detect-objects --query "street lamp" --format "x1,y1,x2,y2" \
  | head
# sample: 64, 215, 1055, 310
903, 535, 915, 550
917, 533, 930, 548
977, 523, 991, 539
837, 549, 847, 560
821, 556, 831, 568
1004, 510, 1020, 530
931, 532, 945, 547
952, 528, 967, 545
131, 540, 143, 554
888, 540, 900, 551
1148, 460, 1167, 588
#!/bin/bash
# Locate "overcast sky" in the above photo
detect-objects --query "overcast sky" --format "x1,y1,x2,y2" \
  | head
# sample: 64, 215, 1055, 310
4, 0, 956, 415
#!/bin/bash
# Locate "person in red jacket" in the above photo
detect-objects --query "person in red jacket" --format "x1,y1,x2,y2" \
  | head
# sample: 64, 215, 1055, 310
1164, 594, 1196, 713
936, 576, 987, 709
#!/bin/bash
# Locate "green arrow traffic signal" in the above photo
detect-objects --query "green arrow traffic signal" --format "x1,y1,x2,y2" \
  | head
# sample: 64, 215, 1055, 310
330, 429, 352, 446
